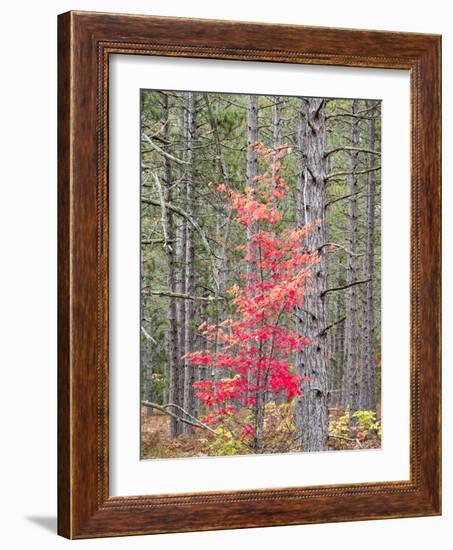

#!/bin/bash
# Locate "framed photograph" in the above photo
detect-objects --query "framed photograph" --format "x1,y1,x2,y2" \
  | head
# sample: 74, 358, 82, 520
58, 11, 441, 539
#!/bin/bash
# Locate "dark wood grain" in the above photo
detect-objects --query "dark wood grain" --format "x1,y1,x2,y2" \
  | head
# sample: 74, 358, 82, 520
57, 11, 71, 537
57, 10, 441, 539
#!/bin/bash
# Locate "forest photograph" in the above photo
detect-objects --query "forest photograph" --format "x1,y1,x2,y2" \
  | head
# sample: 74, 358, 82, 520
140, 89, 382, 459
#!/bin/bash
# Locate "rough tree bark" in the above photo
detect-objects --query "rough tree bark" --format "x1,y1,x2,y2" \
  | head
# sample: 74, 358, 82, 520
271, 96, 282, 203
359, 100, 378, 411
175, 213, 186, 415
246, 95, 265, 453
331, 255, 345, 408
204, 93, 231, 383
182, 92, 197, 433
273, 96, 281, 150
247, 94, 259, 227
161, 94, 182, 437
344, 99, 361, 416
141, 250, 153, 417
295, 98, 329, 452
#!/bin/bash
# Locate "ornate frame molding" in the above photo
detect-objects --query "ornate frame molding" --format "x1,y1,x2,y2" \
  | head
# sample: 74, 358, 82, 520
58, 11, 441, 538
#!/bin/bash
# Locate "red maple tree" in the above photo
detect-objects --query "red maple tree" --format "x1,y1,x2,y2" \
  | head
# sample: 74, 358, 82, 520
186, 144, 316, 451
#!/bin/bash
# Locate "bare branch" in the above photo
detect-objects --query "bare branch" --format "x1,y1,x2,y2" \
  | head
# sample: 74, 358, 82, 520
150, 289, 226, 302
318, 242, 364, 257
142, 238, 175, 246
313, 99, 325, 120
326, 166, 381, 181
141, 326, 157, 345
321, 278, 371, 297
355, 100, 381, 115
164, 403, 214, 430
141, 401, 218, 434
141, 195, 222, 288
326, 113, 377, 121
148, 171, 171, 252
319, 316, 346, 337
325, 147, 381, 158
325, 189, 362, 208
142, 133, 189, 165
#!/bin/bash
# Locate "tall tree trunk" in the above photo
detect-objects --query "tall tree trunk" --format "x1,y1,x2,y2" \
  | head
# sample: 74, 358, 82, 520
175, 217, 186, 420
271, 96, 282, 203
345, 99, 361, 416
331, 255, 345, 408
204, 93, 231, 382
142, 339, 153, 416
141, 251, 153, 416
246, 95, 265, 453
193, 296, 209, 417
295, 98, 329, 452
247, 94, 259, 222
295, 98, 306, 439
360, 101, 378, 411
161, 94, 181, 437
182, 92, 197, 432
273, 96, 281, 150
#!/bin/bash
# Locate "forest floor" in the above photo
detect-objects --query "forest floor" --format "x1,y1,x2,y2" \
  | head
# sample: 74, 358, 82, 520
141, 409, 212, 458
140, 406, 381, 459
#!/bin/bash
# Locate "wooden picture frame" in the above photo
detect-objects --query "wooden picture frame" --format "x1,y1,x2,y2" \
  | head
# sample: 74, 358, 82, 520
58, 10, 441, 539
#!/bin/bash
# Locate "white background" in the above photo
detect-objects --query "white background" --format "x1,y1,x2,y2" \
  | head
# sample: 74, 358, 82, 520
0, 0, 449, 548
110, 56, 410, 495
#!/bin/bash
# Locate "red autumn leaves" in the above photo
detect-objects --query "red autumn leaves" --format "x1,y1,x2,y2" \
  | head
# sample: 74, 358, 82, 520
185, 145, 316, 435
